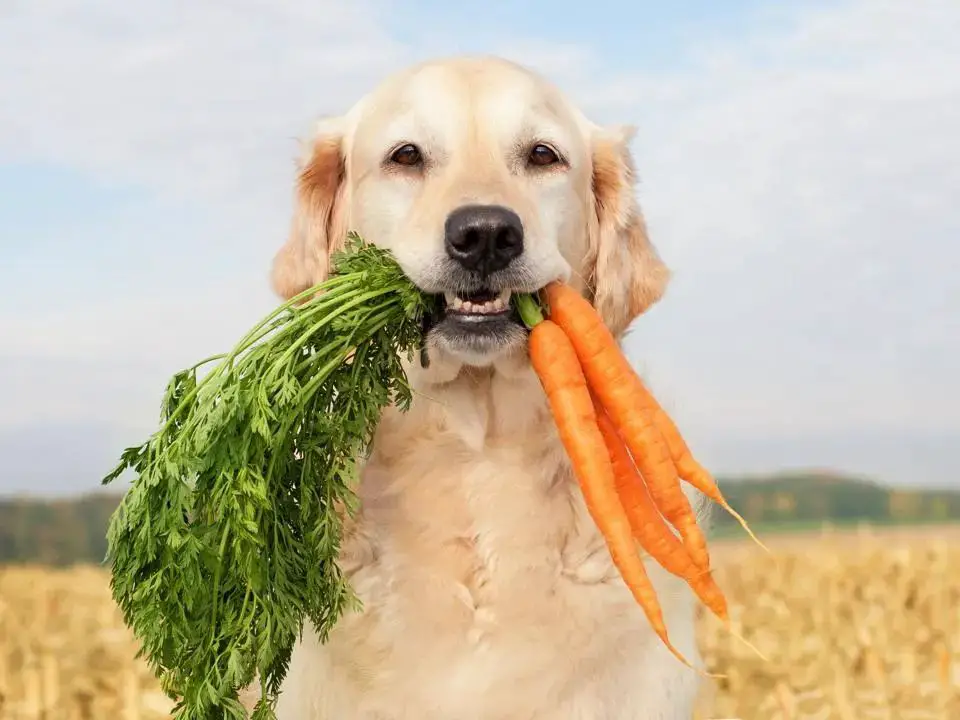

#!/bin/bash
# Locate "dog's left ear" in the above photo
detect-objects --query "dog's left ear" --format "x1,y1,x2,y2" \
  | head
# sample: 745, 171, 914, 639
586, 125, 670, 336
271, 117, 348, 300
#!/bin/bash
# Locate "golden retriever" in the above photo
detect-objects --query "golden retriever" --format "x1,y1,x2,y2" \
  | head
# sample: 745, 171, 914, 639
267, 55, 709, 720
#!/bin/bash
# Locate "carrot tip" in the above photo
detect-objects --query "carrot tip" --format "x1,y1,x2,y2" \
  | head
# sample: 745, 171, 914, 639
721, 502, 772, 555
656, 628, 727, 680
722, 621, 770, 663
661, 639, 720, 679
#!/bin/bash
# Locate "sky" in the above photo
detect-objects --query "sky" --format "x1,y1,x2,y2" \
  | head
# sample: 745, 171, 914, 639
1, 0, 958, 495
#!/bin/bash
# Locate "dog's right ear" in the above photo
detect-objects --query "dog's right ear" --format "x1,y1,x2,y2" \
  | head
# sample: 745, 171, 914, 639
586, 125, 670, 336
271, 118, 348, 299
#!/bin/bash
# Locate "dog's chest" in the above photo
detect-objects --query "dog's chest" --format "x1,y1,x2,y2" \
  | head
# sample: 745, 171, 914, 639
325, 417, 645, 716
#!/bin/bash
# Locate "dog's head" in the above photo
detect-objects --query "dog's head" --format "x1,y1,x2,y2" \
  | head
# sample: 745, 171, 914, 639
272, 56, 669, 368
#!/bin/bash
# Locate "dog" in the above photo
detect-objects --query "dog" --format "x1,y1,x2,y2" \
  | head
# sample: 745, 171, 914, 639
266, 55, 710, 720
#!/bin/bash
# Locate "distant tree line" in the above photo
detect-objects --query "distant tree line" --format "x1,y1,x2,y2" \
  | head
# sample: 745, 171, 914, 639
1, 473, 958, 565
0, 493, 118, 566
711, 472, 960, 529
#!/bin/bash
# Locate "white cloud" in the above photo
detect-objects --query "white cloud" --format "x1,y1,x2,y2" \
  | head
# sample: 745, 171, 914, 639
0, 0, 406, 200
1, 0, 958, 487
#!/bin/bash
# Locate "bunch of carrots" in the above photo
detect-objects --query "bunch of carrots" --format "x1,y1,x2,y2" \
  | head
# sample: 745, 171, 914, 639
516, 282, 767, 671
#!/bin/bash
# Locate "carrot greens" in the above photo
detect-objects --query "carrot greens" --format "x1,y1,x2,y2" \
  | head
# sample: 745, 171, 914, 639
101, 234, 441, 719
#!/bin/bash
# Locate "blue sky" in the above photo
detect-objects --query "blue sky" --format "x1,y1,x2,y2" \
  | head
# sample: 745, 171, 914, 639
1, 0, 958, 495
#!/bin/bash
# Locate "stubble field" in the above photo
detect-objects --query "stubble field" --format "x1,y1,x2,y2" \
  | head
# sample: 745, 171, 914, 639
1, 524, 958, 719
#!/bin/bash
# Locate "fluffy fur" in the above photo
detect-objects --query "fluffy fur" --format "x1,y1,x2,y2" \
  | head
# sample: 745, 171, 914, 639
260, 55, 709, 719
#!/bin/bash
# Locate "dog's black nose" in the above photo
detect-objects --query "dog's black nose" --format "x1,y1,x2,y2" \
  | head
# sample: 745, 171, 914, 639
444, 204, 524, 276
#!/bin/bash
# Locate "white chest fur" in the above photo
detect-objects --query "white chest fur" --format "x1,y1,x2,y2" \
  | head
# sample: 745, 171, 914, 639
275, 358, 706, 720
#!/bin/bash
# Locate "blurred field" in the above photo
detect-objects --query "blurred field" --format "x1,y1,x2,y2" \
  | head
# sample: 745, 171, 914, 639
1, 525, 958, 719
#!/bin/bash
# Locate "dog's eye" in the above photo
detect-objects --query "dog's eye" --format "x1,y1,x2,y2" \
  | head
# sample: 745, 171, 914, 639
528, 144, 560, 167
389, 143, 422, 167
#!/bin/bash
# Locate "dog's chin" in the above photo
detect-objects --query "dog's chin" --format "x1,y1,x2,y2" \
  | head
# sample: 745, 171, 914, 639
429, 314, 527, 367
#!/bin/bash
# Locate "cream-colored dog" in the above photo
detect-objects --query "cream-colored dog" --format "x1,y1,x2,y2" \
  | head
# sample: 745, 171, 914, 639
267, 55, 709, 720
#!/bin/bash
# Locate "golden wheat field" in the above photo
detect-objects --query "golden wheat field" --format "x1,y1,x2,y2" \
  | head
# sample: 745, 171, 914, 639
1, 525, 958, 720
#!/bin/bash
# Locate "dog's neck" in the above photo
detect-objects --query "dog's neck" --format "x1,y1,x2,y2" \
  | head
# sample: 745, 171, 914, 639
372, 346, 555, 460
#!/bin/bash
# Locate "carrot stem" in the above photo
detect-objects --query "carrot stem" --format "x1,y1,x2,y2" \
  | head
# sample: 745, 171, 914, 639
515, 292, 545, 328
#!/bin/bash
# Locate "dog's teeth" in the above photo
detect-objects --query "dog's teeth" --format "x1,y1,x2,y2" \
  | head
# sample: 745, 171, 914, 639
446, 292, 510, 315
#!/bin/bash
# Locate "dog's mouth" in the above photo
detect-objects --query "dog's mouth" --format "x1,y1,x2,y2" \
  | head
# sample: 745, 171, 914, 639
422, 284, 530, 363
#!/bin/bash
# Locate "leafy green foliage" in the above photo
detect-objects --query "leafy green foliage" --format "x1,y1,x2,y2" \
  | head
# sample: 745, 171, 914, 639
102, 234, 438, 719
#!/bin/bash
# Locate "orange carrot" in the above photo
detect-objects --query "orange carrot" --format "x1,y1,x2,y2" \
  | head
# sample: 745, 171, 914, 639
542, 282, 710, 570
594, 400, 769, 665
592, 395, 729, 622
542, 281, 764, 557
526, 317, 695, 670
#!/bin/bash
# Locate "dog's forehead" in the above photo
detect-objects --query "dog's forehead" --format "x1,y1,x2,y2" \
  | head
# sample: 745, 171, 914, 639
351, 60, 586, 153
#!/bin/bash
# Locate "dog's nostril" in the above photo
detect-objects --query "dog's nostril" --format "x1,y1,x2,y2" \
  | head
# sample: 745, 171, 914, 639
495, 227, 513, 251
455, 228, 482, 252
444, 204, 524, 276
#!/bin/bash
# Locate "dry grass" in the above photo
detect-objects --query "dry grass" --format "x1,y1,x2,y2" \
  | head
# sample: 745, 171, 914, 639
694, 524, 960, 719
0, 525, 958, 719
